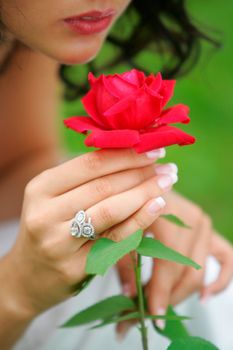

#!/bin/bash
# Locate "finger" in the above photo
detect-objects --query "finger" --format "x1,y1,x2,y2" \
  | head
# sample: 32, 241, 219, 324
145, 262, 176, 330
58, 171, 176, 251
71, 194, 166, 255
115, 319, 137, 341
171, 267, 205, 306
154, 162, 178, 175
79, 173, 175, 236
53, 172, 172, 256
36, 147, 166, 196
117, 254, 137, 297
52, 163, 159, 219
170, 215, 211, 306
200, 233, 233, 300
63, 196, 167, 285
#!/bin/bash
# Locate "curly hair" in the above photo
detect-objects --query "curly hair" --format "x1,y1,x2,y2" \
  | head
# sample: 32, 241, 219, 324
0, 0, 220, 99
60, 0, 220, 101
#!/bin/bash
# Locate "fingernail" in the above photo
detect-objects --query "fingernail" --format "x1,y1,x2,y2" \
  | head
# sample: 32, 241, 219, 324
155, 163, 178, 175
157, 173, 178, 189
116, 332, 124, 342
147, 197, 166, 214
146, 148, 166, 159
116, 322, 132, 341
122, 283, 132, 297
200, 292, 211, 304
144, 231, 154, 238
155, 307, 166, 330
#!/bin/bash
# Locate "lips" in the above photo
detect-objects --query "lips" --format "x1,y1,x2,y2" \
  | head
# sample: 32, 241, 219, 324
64, 8, 116, 35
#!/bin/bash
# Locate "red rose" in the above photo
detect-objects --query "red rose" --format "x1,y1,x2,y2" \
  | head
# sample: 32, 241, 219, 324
64, 68, 195, 153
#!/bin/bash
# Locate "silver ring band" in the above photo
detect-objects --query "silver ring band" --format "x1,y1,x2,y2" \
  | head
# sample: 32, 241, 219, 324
70, 210, 96, 240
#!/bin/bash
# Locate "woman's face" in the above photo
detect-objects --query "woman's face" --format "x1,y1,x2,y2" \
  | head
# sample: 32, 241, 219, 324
0, 0, 131, 64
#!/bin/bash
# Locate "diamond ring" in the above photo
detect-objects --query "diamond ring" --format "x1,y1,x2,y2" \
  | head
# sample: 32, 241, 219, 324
70, 210, 96, 240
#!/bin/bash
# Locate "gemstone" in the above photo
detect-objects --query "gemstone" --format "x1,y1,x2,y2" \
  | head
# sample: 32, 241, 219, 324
70, 221, 80, 237
75, 210, 85, 224
82, 223, 94, 238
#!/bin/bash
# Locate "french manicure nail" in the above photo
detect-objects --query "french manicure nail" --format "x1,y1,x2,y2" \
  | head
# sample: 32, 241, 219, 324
122, 283, 131, 297
144, 231, 154, 238
146, 148, 166, 159
147, 197, 166, 214
155, 307, 166, 330
157, 173, 178, 189
116, 322, 132, 341
116, 329, 125, 342
200, 292, 211, 304
155, 163, 178, 175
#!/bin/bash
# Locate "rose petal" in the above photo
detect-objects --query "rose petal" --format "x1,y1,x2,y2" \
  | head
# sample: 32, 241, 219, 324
88, 72, 98, 86
103, 90, 162, 130
121, 68, 146, 87
103, 74, 138, 99
158, 104, 190, 125
103, 95, 135, 116
63, 116, 103, 134
134, 125, 196, 153
160, 80, 176, 107
132, 89, 162, 128
144, 72, 163, 96
85, 129, 140, 148
82, 90, 107, 127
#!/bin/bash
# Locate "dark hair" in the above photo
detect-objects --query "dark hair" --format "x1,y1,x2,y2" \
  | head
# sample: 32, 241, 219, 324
60, 0, 220, 101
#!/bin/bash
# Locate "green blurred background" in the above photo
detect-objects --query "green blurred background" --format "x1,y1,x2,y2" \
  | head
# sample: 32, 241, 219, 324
59, 0, 233, 242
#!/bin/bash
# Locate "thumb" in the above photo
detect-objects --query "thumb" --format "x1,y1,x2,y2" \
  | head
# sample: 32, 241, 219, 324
116, 253, 137, 297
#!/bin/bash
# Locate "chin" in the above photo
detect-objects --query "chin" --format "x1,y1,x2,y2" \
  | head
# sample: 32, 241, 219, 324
49, 36, 104, 65
58, 51, 98, 65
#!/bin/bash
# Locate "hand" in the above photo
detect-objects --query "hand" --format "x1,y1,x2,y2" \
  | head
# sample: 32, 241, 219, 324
116, 176, 233, 335
2, 147, 177, 319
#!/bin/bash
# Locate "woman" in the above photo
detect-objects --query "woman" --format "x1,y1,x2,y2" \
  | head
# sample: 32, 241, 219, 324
0, 1, 232, 349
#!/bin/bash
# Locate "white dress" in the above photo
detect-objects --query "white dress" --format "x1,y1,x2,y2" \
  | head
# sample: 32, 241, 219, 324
0, 219, 233, 350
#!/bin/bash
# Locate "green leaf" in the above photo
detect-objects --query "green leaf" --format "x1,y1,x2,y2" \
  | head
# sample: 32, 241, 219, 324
137, 237, 201, 270
167, 337, 219, 350
60, 295, 135, 328
153, 306, 190, 341
86, 230, 143, 275
161, 214, 191, 229
92, 311, 190, 329
73, 275, 95, 296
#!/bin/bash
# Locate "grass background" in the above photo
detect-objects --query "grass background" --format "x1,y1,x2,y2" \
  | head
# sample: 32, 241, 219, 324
59, 0, 233, 242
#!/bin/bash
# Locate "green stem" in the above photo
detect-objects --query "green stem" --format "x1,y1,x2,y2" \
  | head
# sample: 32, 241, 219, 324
134, 253, 149, 350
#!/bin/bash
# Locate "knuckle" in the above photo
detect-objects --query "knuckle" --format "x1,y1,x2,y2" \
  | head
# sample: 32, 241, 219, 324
94, 177, 112, 198
104, 229, 115, 241
25, 212, 40, 234
82, 152, 103, 172
153, 286, 170, 299
104, 227, 123, 242
137, 168, 148, 183
97, 205, 114, 227
190, 270, 204, 290
25, 208, 47, 235
24, 178, 39, 198
24, 170, 50, 197
127, 148, 138, 163
37, 240, 55, 260
142, 181, 154, 200
132, 214, 148, 230
103, 228, 127, 242
57, 263, 78, 286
